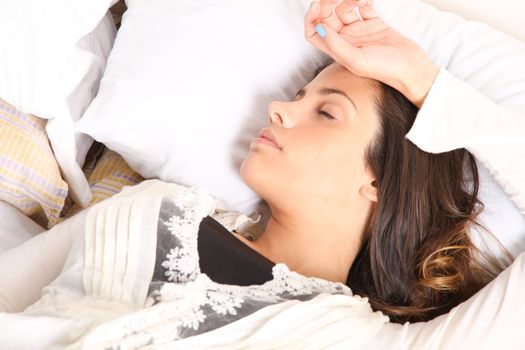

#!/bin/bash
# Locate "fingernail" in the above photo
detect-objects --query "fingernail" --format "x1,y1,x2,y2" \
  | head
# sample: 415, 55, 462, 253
315, 24, 326, 39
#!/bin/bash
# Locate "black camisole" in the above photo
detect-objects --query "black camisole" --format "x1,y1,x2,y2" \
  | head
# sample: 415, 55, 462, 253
197, 216, 275, 286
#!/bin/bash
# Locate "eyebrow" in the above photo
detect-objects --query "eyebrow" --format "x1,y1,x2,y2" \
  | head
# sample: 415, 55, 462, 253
295, 87, 358, 112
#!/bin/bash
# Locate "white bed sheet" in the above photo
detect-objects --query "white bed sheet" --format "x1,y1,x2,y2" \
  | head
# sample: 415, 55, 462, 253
0, 201, 43, 253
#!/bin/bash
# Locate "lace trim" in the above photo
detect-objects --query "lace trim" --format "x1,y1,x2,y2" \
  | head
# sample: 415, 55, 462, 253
159, 186, 216, 282
212, 200, 270, 241
84, 265, 352, 349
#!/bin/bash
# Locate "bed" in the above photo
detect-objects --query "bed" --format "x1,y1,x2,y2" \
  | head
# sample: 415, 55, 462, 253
0, 0, 524, 348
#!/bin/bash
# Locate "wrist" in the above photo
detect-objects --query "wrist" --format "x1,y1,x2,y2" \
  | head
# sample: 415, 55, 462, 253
403, 62, 439, 108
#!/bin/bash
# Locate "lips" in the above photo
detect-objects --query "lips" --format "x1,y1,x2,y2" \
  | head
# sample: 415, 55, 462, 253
257, 128, 282, 150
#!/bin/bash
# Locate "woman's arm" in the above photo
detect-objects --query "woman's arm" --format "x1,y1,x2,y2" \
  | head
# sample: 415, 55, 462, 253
406, 68, 525, 215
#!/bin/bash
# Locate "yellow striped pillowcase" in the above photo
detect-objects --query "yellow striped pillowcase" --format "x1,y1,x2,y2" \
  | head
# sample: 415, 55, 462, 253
0, 98, 68, 228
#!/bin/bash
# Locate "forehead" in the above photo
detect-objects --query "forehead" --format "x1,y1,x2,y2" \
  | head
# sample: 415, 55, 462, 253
309, 63, 379, 102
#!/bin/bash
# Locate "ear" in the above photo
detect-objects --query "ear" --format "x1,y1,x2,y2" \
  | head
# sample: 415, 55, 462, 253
359, 179, 378, 203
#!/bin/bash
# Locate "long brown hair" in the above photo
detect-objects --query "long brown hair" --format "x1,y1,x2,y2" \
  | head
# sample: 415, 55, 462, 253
346, 80, 503, 323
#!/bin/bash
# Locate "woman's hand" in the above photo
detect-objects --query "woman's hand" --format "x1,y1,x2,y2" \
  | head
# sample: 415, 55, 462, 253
305, 0, 439, 107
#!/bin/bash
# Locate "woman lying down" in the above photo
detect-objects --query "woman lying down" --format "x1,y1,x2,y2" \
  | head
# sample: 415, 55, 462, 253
1, 0, 525, 348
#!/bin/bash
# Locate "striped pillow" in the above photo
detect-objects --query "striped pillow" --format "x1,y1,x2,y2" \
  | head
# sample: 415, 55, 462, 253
0, 98, 68, 228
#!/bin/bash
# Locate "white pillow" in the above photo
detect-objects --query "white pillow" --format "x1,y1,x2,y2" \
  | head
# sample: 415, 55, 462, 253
420, 0, 525, 42
76, 0, 327, 215
0, 0, 117, 206
76, 0, 525, 247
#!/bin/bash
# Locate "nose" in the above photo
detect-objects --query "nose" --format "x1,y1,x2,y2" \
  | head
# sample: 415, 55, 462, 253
268, 100, 296, 128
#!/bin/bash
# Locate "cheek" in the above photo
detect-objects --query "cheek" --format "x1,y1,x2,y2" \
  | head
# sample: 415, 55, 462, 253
240, 130, 370, 202
285, 135, 366, 195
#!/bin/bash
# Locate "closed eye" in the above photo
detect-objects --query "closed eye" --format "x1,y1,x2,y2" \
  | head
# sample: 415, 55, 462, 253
319, 110, 336, 120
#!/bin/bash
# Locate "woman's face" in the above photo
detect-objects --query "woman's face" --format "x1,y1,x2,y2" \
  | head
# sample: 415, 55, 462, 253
241, 63, 381, 214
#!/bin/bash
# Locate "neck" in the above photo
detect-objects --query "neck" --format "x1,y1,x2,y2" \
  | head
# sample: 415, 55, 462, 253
250, 205, 364, 283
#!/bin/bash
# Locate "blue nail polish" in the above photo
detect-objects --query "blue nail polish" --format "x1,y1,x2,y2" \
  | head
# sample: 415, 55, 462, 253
315, 24, 326, 39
